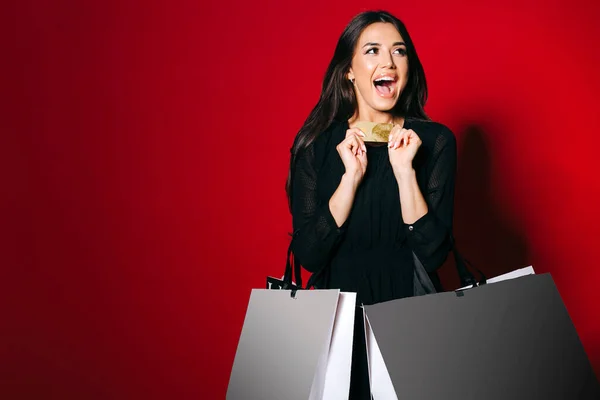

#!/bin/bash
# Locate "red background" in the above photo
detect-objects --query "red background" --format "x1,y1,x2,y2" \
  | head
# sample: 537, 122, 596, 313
3, 0, 600, 398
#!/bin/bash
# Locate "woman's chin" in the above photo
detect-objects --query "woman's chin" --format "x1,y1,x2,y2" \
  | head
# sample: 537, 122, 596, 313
371, 99, 399, 113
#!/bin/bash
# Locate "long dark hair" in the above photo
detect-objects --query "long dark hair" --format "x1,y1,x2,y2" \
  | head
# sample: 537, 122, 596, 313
286, 10, 429, 210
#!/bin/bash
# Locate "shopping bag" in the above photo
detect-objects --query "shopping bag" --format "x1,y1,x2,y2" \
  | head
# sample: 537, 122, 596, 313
363, 272, 600, 400
364, 266, 534, 399
227, 289, 356, 400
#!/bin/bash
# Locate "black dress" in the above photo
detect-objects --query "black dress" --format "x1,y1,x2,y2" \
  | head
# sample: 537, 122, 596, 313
290, 118, 457, 399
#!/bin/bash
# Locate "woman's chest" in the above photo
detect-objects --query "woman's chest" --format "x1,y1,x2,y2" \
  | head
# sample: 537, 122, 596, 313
316, 143, 429, 204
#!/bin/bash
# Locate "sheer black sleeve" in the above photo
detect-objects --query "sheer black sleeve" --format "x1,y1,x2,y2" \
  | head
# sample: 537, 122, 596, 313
291, 143, 344, 273
404, 126, 456, 272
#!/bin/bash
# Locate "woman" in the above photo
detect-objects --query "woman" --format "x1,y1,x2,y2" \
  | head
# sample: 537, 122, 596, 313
287, 10, 456, 398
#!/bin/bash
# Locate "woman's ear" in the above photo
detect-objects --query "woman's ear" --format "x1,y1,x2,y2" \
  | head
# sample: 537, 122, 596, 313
347, 69, 355, 83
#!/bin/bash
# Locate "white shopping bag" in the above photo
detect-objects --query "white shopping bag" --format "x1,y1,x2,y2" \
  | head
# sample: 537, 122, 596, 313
456, 265, 536, 291
321, 292, 356, 399
227, 289, 356, 400
364, 312, 398, 400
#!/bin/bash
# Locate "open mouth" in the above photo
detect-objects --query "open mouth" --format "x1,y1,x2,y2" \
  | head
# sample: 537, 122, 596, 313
373, 76, 397, 97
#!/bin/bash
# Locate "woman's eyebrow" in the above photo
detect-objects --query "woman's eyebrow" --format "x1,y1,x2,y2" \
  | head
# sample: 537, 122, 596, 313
362, 41, 406, 48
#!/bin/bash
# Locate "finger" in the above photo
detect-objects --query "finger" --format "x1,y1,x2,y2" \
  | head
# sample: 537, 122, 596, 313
351, 135, 367, 155
356, 135, 367, 153
358, 148, 367, 161
407, 130, 421, 147
391, 124, 403, 135
339, 137, 357, 157
404, 129, 415, 145
388, 131, 398, 148
354, 137, 368, 155
388, 129, 396, 148
345, 137, 357, 156
398, 129, 409, 149
346, 128, 366, 139
389, 126, 406, 148
342, 134, 356, 147
389, 125, 402, 142
389, 129, 404, 149
353, 128, 367, 138
354, 136, 367, 155
347, 136, 361, 156
348, 133, 367, 153
344, 133, 362, 145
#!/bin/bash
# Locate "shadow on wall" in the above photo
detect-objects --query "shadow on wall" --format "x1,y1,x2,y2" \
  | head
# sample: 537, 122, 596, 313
437, 125, 530, 290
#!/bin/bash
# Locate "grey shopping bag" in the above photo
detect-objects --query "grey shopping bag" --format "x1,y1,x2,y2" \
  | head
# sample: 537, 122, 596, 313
363, 273, 600, 400
227, 289, 356, 400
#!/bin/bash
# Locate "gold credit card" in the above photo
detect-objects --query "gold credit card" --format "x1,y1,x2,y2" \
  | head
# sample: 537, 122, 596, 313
353, 121, 395, 143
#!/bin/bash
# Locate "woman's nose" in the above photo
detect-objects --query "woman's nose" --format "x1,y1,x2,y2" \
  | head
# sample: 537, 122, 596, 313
381, 54, 395, 68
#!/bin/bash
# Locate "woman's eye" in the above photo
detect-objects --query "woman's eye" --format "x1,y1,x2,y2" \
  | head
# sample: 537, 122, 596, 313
394, 48, 407, 56
366, 47, 378, 55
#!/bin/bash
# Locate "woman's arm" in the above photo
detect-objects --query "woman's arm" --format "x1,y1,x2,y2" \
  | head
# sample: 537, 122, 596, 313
291, 145, 346, 273
394, 167, 428, 224
291, 129, 367, 273
390, 126, 457, 272
329, 172, 361, 227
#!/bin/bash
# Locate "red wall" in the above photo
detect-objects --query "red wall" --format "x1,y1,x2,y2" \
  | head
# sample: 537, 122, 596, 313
3, 0, 600, 398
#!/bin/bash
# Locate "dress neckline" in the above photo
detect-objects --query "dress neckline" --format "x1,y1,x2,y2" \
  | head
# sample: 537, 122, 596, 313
341, 118, 411, 149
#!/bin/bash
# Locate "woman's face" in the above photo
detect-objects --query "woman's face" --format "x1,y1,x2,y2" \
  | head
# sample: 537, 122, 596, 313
347, 22, 409, 115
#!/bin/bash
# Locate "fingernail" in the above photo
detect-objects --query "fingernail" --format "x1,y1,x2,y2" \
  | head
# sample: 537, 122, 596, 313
362, 145, 366, 152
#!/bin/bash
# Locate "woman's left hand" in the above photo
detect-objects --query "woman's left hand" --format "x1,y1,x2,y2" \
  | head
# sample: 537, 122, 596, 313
388, 126, 422, 173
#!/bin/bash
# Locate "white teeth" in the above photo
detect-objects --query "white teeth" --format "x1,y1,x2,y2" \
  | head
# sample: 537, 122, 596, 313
375, 76, 394, 82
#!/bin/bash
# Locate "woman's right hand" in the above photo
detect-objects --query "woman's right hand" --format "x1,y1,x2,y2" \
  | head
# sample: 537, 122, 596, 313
336, 128, 368, 182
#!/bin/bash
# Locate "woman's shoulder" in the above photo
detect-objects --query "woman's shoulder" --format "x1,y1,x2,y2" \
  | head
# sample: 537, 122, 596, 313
294, 120, 345, 169
301, 120, 346, 161
407, 118, 456, 148
314, 119, 346, 147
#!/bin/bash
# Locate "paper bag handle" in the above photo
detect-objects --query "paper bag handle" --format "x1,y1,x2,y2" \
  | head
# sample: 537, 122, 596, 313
450, 234, 487, 287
